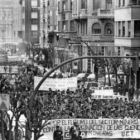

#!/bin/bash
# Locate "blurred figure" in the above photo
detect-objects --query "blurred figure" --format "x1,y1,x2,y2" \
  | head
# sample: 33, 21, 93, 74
69, 122, 81, 140
128, 85, 135, 101
53, 126, 63, 140
134, 88, 140, 100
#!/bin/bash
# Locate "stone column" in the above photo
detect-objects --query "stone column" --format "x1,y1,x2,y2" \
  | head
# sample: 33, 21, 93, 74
131, 20, 134, 38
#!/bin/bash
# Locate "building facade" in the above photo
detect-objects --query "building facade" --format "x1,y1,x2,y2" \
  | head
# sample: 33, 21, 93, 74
21, 0, 40, 44
13, 0, 23, 43
72, 0, 115, 73
114, 0, 140, 56
0, 0, 14, 44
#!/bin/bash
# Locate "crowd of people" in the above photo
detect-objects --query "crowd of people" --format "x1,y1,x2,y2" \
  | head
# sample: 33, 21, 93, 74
0, 62, 140, 121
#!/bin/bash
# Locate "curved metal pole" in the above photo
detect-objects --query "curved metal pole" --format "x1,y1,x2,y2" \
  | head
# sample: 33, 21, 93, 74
72, 38, 95, 55
29, 55, 135, 108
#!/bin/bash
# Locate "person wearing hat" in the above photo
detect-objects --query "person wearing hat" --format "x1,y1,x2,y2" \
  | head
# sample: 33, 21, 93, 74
69, 122, 81, 140
53, 126, 63, 140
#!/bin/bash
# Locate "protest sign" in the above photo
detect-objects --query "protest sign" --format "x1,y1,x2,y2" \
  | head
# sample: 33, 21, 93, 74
41, 119, 140, 140
94, 89, 114, 95
91, 94, 126, 100
0, 65, 18, 74
34, 76, 77, 91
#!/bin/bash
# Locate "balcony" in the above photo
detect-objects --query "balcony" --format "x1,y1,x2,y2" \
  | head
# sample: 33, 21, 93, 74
80, 9, 88, 19
97, 9, 114, 19
128, 0, 140, 6
72, 13, 80, 20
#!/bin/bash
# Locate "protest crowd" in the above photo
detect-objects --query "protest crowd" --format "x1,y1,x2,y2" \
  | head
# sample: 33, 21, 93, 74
0, 62, 140, 121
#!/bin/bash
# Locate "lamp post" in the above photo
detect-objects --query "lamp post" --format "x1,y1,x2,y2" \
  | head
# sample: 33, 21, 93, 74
69, 37, 98, 81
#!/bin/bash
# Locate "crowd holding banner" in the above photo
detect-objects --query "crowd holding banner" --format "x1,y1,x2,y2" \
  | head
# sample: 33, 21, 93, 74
0, 57, 140, 140
34, 76, 77, 91
42, 119, 140, 139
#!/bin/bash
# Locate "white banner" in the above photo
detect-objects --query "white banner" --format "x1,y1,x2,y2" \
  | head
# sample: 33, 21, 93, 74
91, 94, 126, 100
41, 119, 140, 140
0, 66, 18, 74
34, 76, 77, 91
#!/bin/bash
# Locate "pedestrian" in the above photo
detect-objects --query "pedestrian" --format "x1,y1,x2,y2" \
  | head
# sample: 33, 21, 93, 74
53, 126, 63, 140
128, 85, 135, 101
134, 88, 140, 100
69, 122, 82, 140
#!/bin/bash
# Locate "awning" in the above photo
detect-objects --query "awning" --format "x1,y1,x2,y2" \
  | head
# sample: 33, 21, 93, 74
87, 74, 95, 79
77, 73, 86, 78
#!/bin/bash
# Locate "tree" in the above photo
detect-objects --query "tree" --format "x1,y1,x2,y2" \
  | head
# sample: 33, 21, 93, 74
120, 59, 131, 91
25, 93, 60, 140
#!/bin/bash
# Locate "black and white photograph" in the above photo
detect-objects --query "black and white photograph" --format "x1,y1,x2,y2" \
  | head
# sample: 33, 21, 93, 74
0, 0, 140, 140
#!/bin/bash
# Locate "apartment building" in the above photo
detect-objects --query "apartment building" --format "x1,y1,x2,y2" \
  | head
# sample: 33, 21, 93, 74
0, 0, 14, 44
41, 0, 79, 71
40, 0, 58, 48
13, 0, 23, 43
72, 0, 115, 73
21, 0, 40, 44
114, 0, 140, 56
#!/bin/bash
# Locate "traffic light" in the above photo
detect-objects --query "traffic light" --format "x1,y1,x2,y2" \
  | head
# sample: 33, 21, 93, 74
56, 34, 59, 41
132, 56, 139, 72
47, 33, 53, 43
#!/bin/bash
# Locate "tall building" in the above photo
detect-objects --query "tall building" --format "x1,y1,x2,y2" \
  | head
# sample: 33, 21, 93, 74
40, 0, 58, 48
0, 0, 14, 44
114, 0, 140, 56
13, 0, 23, 43
72, 0, 115, 73
21, 0, 40, 45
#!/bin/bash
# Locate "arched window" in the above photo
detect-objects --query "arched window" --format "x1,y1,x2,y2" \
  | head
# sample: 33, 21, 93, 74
92, 23, 101, 34
104, 23, 114, 35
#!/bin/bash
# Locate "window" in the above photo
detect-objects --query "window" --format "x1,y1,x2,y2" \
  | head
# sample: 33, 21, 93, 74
58, 2, 60, 12
81, 0, 87, 9
118, 0, 121, 6
62, 1, 66, 10
31, 19, 38, 24
122, 0, 125, 5
31, 31, 38, 37
122, 21, 125, 37
58, 21, 61, 31
70, 20, 76, 31
31, 0, 38, 7
128, 21, 131, 37
134, 20, 140, 37
106, 0, 112, 9
31, 8, 38, 12
104, 23, 114, 35
118, 21, 121, 36
122, 26, 125, 36
70, 0, 72, 10
93, 0, 100, 10
92, 23, 101, 34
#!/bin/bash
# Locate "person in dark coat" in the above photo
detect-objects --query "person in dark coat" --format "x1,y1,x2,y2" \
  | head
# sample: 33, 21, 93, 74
69, 122, 81, 140
53, 126, 63, 140
128, 85, 135, 101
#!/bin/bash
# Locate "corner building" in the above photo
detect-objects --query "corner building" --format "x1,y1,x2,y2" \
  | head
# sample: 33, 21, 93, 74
72, 0, 115, 73
114, 0, 140, 55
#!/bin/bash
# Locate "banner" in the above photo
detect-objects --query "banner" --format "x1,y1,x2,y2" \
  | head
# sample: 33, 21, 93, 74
0, 65, 18, 74
91, 94, 126, 100
34, 76, 77, 91
94, 89, 114, 95
41, 119, 140, 140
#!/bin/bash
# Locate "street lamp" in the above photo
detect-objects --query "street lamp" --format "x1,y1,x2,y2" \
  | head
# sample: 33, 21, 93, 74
69, 37, 99, 81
